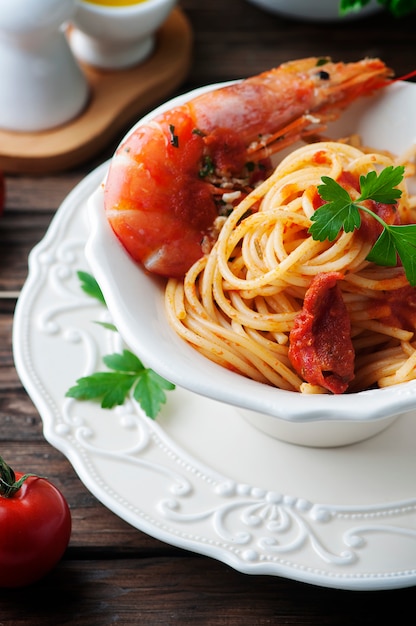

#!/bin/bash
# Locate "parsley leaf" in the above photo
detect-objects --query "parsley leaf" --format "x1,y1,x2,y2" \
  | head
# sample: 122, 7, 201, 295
77, 270, 106, 304
357, 165, 404, 204
312, 176, 361, 240
66, 371, 135, 409
67, 271, 175, 418
66, 349, 175, 419
94, 321, 118, 332
365, 227, 398, 267
134, 370, 176, 420
375, 224, 416, 285
309, 165, 416, 286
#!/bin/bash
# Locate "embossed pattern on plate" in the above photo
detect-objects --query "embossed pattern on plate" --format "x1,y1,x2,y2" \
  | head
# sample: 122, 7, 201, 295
13, 157, 416, 592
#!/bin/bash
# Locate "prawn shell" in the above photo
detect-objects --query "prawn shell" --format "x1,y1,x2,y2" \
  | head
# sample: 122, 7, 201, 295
105, 108, 218, 277
104, 57, 392, 278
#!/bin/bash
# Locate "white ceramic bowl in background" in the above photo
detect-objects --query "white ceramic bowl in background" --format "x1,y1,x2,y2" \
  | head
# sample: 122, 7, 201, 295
245, 0, 381, 21
85, 80, 416, 448
70, 0, 176, 69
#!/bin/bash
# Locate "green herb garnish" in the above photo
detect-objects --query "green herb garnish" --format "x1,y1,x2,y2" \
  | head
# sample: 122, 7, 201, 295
77, 270, 106, 304
309, 165, 416, 286
66, 272, 175, 418
340, 0, 416, 18
169, 124, 179, 148
199, 155, 215, 178
66, 349, 175, 418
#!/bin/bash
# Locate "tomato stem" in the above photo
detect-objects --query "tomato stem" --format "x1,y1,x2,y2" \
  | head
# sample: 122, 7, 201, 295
0, 456, 37, 498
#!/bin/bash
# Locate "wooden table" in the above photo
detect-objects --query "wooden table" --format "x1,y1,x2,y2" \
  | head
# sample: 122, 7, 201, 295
1, 1, 415, 622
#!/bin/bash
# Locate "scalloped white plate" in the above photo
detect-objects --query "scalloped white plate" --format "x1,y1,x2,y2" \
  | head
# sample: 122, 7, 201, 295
13, 162, 416, 590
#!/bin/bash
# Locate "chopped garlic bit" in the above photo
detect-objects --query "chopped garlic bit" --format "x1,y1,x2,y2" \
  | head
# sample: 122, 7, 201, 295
222, 190, 242, 204
304, 113, 321, 125
201, 216, 228, 254
248, 134, 272, 152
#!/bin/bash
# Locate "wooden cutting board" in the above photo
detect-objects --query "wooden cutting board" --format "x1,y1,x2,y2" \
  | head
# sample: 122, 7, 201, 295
0, 8, 192, 174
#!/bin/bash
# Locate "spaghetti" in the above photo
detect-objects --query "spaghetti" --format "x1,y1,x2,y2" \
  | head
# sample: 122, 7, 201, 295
165, 141, 416, 394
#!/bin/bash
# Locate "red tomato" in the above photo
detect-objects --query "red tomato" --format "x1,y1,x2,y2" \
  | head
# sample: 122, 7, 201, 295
288, 272, 355, 394
0, 462, 71, 588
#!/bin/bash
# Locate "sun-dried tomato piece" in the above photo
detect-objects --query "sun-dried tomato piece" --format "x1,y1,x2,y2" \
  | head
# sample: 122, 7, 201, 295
288, 272, 355, 394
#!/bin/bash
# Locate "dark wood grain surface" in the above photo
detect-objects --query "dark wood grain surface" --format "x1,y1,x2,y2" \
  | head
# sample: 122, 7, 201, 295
1, 1, 415, 623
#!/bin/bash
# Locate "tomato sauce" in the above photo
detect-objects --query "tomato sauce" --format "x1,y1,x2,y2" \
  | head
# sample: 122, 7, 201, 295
375, 285, 416, 332
288, 272, 355, 394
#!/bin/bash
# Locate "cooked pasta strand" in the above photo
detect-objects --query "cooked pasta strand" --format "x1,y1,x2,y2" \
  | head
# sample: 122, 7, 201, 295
165, 141, 416, 394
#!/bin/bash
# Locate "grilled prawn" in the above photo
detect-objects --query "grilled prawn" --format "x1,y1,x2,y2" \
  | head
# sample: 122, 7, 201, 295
104, 57, 391, 277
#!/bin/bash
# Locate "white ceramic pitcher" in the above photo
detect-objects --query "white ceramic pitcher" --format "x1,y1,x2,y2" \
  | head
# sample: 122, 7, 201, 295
0, 0, 89, 132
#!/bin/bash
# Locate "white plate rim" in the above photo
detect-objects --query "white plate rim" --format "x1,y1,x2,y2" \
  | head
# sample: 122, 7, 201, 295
12, 162, 416, 591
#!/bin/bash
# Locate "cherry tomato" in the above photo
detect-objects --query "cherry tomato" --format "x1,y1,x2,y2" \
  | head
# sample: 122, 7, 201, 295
0, 457, 71, 587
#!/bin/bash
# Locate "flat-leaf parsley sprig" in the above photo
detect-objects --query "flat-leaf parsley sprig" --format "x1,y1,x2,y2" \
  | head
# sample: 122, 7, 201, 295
77, 269, 106, 305
308, 165, 416, 286
66, 349, 175, 418
66, 271, 175, 419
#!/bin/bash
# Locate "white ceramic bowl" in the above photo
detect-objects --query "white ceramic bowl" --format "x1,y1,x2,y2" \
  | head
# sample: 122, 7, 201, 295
85, 80, 416, 448
245, 0, 381, 21
70, 0, 176, 69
